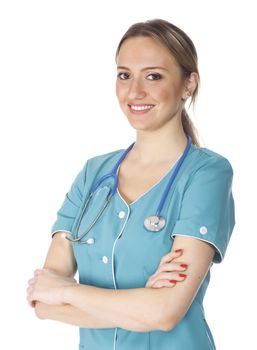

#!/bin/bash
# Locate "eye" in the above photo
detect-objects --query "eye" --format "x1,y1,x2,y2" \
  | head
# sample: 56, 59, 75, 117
146, 73, 162, 80
117, 72, 130, 80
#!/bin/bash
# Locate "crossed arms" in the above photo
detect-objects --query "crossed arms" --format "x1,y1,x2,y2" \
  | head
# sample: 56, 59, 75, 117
27, 232, 214, 332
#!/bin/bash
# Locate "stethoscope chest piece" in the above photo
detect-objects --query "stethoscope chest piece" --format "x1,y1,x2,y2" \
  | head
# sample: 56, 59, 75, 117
67, 134, 191, 243
144, 215, 166, 232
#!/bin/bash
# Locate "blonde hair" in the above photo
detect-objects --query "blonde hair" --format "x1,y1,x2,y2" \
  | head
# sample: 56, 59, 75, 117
115, 19, 200, 147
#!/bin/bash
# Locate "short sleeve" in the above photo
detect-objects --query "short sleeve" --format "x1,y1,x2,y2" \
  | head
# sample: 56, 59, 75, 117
50, 161, 88, 237
171, 156, 235, 263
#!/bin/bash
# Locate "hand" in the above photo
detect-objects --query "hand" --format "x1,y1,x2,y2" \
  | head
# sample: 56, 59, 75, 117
26, 268, 77, 307
145, 249, 188, 288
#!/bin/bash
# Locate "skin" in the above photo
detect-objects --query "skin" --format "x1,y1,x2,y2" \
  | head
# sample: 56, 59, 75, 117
115, 36, 198, 164
27, 36, 215, 332
27, 232, 188, 331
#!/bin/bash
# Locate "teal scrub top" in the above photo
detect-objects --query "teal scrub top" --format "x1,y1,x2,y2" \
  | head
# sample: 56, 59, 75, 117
51, 143, 235, 350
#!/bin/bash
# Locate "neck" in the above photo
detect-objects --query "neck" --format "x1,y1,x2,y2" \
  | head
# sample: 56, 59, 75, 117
130, 120, 188, 165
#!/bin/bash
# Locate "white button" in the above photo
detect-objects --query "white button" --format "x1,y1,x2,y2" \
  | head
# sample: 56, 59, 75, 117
102, 256, 108, 264
86, 238, 95, 245
118, 210, 126, 219
200, 226, 208, 235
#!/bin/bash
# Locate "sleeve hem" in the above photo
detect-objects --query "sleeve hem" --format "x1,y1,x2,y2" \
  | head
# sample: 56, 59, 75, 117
51, 230, 72, 238
171, 233, 224, 264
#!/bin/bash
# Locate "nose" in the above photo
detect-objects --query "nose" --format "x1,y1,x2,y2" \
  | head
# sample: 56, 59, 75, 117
127, 78, 146, 100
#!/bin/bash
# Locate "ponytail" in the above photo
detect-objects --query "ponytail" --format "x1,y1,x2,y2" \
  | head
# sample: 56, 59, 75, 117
181, 108, 200, 147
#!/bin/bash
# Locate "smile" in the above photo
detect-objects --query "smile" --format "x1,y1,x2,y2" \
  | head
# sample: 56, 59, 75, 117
128, 104, 155, 112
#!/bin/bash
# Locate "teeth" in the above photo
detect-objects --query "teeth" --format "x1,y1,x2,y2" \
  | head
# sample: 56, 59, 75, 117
130, 105, 153, 111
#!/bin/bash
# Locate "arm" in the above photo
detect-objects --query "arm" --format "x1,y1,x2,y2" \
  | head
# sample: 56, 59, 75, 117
30, 234, 214, 332
35, 303, 118, 328
32, 232, 118, 328
32, 156, 231, 331
36, 249, 187, 328
60, 235, 214, 332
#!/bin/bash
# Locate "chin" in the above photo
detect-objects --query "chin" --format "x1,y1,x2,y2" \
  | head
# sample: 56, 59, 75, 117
127, 121, 156, 132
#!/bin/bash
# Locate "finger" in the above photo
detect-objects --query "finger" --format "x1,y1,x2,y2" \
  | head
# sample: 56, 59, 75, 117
27, 295, 36, 308
152, 279, 177, 288
150, 272, 187, 286
34, 269, 43, 276
145, 277, 155, 288
26, 285, 37, 299
28, 278, 36, 285
158, 272, 187, 282
27, 298, 35, 308
155, 261, 188, 275
27, 292, 33, 304
26, 285, 32, 294
27, 289, 38, 305
159, 249, 183, 266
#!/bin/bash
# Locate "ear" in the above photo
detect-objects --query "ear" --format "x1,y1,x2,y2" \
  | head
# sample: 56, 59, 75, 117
182, 72, 199, 100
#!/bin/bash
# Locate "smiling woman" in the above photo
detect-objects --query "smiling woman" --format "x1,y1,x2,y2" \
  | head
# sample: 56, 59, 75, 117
115, 20, 200, 147
116, 35, 198, 136
27, 19, 235, 350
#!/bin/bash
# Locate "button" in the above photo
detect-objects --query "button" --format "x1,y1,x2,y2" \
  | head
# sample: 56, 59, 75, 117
102, 255, 108, 264
86, 238, 95, 245
199, 226, 208, 235
118, 210, 126, 219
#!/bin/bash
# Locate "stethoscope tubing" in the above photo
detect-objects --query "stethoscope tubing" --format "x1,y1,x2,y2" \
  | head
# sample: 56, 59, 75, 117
68, 134, 191, 243
156, 134, 191, 216
67, 188, 113, 243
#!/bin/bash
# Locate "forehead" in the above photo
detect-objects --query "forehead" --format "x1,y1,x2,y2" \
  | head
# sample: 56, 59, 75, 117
116, 36, 179, 69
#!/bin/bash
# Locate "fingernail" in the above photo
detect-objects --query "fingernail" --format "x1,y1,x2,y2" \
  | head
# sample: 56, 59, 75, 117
179, 273, 187, 278
175, 249, 183, 253
180, 264, 188, 268
169, 280, 177, 284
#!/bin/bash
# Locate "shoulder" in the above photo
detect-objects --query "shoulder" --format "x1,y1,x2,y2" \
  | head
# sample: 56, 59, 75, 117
188, 145, 234, 176
71, 148, 124, 191
180, 145, 234, 191
77, 148, 125, 181
86, 148, 124, 171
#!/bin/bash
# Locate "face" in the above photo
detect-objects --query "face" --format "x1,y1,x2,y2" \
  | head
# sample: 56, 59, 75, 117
116, 36, 189, 131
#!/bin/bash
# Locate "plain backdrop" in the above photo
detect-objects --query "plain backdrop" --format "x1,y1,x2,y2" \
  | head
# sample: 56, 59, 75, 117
0, 0, 256, 349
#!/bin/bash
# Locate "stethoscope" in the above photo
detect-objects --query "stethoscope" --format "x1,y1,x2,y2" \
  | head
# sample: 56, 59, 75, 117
67, 134, 192, 244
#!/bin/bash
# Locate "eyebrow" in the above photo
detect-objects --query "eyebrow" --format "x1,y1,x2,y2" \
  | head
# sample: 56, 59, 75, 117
117, 66, 169, 72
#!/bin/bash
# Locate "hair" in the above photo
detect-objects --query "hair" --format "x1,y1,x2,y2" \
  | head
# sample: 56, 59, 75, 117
115, 19, 200, 147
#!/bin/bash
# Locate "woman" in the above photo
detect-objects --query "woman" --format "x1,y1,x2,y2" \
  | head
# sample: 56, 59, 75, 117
27, 19, 235, 349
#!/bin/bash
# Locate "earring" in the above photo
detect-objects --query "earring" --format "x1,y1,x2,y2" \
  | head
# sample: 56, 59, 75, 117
182, 93, 191, 101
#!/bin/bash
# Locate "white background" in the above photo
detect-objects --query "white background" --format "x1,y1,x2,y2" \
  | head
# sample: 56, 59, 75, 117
0, 0, 256, 349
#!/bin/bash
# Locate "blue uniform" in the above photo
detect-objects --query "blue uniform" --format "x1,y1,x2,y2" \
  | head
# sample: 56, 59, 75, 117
51, 143, 235, 350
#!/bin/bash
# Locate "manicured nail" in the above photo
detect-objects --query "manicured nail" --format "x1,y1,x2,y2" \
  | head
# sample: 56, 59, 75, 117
175, 249, 183, 253
179, 273, 187, 278
180, 264, 188, 268
169, 280, 177, 284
